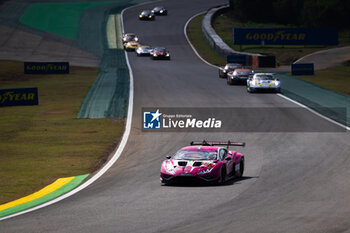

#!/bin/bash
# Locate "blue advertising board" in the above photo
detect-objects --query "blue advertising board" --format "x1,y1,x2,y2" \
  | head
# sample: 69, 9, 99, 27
24, 62, 69, 74
227, 54, 247, 65
233, 28, 338, 45
0, 88, 38, 107
291, 63, 314, 75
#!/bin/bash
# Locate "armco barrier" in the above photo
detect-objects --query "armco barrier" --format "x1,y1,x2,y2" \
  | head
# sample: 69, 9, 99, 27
201, 5, 276, 68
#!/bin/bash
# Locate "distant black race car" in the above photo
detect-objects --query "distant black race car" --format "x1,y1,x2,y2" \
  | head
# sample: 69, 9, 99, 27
218, 63, 243, 78
151, 6, 167, 15
139, 10, 155, 20
151, 47, 170, 60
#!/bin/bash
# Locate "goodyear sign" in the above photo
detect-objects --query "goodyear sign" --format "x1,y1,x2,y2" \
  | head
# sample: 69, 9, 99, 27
233, 28, 338, 45
291, 63, 314, 75
24, 62, 69, 74
0, 88, 38, 107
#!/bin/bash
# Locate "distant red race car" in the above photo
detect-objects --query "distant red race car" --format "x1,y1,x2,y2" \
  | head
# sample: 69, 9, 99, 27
151, 47, 170, 60
160, 141, 245, 185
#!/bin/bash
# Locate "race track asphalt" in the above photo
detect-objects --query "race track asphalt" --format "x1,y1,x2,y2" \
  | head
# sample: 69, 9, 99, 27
1, 0, 350, 232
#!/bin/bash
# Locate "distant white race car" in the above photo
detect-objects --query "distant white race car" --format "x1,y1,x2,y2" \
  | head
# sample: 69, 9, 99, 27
246, 73, 280, 93
136, 45, 153, 56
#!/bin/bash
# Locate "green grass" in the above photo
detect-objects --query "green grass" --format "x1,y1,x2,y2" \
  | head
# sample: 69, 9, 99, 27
0, 60, 124, 204
20, 1, 113, 40
213, 10, 350, 65
186, 14, 226, 66
296, 61, 350, 96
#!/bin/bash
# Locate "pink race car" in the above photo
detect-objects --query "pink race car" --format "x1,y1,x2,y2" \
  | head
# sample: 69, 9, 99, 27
160, 141, 245, 185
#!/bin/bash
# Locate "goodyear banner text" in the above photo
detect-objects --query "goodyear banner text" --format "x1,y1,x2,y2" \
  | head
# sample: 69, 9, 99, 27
0, 88, 38, 107
24, 62, 69, 74
233, 28, 338, 45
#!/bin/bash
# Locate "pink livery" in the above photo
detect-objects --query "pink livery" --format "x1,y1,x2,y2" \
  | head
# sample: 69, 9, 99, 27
160, 141, 245, 185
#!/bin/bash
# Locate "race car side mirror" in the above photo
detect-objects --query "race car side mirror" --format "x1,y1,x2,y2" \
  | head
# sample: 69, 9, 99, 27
166, 155, 171, 159
225, 157, 232, 161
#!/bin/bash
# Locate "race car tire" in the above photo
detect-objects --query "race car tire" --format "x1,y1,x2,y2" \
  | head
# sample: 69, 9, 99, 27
236, 158, 244, 178
247, 87, 255, 93
160, 178, 172, 186
161, 180, 169, 186
219, 165, 226, 184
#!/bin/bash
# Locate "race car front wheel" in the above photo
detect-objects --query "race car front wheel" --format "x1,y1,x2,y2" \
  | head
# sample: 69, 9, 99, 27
247, 86, 255, 93
218, 165, 226, 184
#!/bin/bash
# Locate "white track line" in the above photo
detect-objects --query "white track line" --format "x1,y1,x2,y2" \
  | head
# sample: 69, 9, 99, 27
0, 7, 135, 221
184, 12, 219, 69
294, 46, 350, 64
184, 12, 349, 132
277, 94, 350, 131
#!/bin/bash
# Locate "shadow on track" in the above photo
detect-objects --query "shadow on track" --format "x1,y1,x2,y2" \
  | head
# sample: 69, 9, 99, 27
162, 176, 257, 188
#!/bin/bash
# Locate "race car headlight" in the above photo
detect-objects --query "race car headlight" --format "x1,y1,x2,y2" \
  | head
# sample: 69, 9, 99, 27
166, 53, 169, 57
165, 162, 175, 174
274, 81, 280, 86
154, 54, 158, 57
160, 10, 163, 13
148, 16, 152, 18
135, 37, 138, 41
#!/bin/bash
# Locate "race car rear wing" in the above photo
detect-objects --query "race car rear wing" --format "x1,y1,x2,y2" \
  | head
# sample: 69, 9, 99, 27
190, 140, 245, 148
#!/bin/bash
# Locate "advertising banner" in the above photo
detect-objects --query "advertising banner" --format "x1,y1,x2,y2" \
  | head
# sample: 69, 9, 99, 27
0, 88, 38, 107
233, 28, 338, 45
24, 62, 69, 74
291, 63, 314, 75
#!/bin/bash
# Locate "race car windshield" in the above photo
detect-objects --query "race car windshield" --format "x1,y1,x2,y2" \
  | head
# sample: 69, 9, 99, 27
154, 48, 166, 52
173, 150, 217, 160
235, 71, 248, 75
256, 75, 274, 80
225, 64, 241, 70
